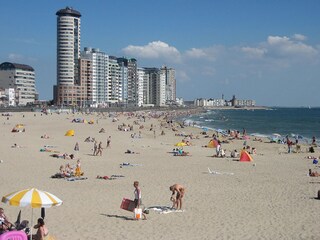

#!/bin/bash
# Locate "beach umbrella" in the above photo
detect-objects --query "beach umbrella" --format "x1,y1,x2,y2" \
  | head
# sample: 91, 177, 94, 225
1, 188, 62, 239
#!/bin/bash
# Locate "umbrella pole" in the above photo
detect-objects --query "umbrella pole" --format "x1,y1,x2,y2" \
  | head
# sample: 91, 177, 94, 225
30, 209, 33, 240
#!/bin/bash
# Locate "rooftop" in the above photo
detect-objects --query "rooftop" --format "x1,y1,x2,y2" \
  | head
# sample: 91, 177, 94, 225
0, 62, 34, 71
56, 7, 81, 18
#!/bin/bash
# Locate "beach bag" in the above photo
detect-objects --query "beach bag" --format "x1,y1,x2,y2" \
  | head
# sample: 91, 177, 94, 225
134, 208, 142, 219
120, 198, 136, 212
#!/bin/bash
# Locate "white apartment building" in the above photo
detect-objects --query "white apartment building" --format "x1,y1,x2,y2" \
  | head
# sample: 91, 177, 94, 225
160, 66, 176, 104
137, 68, 146, 107
56, 7, 81, 86
108, 56, 121, 104
55, 7, 81, 105
0, 62, 37, 106
81, 47, 109, 106
194, 98, 226, 107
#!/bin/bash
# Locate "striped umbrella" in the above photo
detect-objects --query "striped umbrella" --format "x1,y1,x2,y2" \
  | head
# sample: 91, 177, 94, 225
2, 188, 62, 208
2, 188, 62, 239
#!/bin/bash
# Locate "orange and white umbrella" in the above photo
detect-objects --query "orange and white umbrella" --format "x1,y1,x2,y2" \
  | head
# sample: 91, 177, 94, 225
2, 188, 62, 208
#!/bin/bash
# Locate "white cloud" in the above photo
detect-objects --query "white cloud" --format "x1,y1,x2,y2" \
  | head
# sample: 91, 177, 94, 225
122, 41, 181, 62
292, 34, 307, 41
267, 35, 317, 56
241, 47, 267, 58
185, 48, 207, 58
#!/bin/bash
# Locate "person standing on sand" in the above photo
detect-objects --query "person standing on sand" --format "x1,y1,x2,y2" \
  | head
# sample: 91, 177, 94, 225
93, 141, 97, 156
169, 184, 185, 210
286, 136, 292, 153
74, 142, 79, 151
106, 136, 111, 148
133, 181, 147, 220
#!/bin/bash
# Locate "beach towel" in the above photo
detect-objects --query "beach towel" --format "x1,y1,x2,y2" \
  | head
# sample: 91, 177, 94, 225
208, 168, 234, 175
66, 177, 88, 181
146, 206, 185, 214
120, 163, 142, 167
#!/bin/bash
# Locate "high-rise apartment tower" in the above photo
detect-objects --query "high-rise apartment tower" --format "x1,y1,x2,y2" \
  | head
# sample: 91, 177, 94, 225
54, 7, 81, 105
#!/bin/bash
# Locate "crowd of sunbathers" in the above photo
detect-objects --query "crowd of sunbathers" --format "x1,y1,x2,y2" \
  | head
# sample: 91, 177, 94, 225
50, 153, 76, 160
51, 160, 83, 178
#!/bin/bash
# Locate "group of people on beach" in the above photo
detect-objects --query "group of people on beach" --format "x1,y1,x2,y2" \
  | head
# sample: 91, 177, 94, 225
51, 160, 83, 178
132, 181, 186, 220
0, 208, 49, 240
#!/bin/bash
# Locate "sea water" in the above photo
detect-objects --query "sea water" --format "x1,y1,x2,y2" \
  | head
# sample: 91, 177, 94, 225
179, 107, 320, 143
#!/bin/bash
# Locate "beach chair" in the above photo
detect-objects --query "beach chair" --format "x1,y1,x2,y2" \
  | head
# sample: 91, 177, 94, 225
0, 230, 28, 240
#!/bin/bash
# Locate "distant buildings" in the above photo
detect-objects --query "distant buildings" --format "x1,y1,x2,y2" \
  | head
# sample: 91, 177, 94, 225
53, 7, 177, 107
194, 95, 255, 107
0, 62, 38, 106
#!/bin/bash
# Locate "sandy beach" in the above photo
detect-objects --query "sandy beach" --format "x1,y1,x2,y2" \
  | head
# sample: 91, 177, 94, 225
0, 110, 320, 240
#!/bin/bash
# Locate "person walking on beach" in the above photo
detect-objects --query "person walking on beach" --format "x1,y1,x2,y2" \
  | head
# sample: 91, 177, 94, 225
133, 181, 147, 220
96, 141, 103, 156
169, 184, 185, 210
106, 136, 111, 148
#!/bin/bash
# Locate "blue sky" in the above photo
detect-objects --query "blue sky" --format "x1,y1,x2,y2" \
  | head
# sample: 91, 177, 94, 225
1, 0, 320, 107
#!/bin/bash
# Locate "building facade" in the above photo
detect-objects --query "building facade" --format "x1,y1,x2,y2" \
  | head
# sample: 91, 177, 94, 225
0, 62, 37, 106
108, 56, 121, 105
55, 7, 81, 105
160, 66, 176, 104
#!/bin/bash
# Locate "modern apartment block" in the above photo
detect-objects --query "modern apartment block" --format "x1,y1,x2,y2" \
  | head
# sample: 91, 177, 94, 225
81, 47, 109, 106
54, 7, 81, 106
0, 62, 38, 106
108, 56, 121, 104
143, 68, 166, 107
160, 66, 176, 104
79, 57, 92, 106
117, 58, 137, 106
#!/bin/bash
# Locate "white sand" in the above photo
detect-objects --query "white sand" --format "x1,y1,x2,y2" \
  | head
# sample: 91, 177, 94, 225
0, 111, 320, 240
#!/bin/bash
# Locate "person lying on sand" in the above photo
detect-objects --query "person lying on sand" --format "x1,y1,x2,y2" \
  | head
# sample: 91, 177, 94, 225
309, 169, 320, 177
96, 175, 117, 180
174, 150, 191, 156
125, 149, 140, 154
11, 143, 22, 148
41, 134, 50, 139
